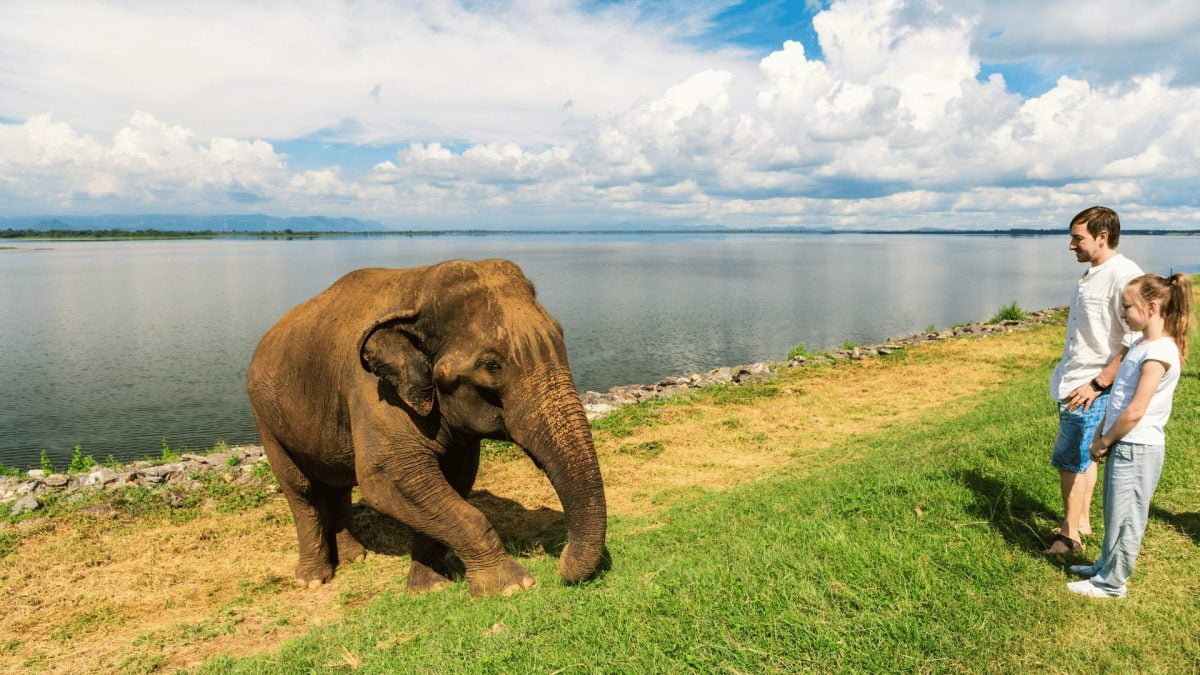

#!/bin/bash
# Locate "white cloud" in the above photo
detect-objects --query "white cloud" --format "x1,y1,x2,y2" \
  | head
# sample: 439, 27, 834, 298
966, 0, 1200, 85
2, 0, 1200, 228
0, 112, 288, 210
0, 0, 756, 146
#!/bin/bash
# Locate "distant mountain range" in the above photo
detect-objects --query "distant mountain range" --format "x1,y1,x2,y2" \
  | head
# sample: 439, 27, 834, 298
0, 214, 384, 232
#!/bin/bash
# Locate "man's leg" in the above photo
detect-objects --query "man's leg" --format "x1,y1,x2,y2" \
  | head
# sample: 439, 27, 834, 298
1077, 462, 1097, 535
1049, 394, 1107, 548
1059, 468, 1089, 543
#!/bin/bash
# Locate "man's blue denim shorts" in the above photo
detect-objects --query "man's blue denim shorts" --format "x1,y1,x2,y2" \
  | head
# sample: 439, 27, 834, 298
1051, 393, 1108, 473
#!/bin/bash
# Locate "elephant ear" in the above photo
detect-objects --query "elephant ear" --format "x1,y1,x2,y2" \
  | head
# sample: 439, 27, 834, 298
357, 309, 435, 416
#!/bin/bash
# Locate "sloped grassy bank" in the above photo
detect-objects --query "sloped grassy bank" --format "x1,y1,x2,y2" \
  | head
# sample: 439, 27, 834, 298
197, 328, 1199, 673
1, 297, 1197, 672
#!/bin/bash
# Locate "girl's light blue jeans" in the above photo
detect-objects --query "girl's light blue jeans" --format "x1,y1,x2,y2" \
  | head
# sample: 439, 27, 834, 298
1083, 441, 1165, 592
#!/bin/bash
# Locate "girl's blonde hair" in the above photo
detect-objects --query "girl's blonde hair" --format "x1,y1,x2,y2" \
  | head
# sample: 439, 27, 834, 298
1129, 273, 1193, 362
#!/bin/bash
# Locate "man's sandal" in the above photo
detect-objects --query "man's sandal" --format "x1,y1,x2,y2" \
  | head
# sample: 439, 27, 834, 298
1042, 533, 1085, 556
1050, 526, 1092, 537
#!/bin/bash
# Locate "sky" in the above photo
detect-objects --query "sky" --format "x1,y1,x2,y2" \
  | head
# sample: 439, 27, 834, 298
1, 0, 1199, 230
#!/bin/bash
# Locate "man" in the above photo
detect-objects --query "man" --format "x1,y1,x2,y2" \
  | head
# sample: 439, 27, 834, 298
1044, 206, 1142, 555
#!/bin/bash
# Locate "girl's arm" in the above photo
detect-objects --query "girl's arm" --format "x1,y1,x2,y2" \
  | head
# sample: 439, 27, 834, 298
1089, 359, 1168, 457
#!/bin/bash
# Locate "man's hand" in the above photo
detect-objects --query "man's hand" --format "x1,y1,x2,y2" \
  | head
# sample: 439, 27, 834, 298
1065, 382, 1101, 412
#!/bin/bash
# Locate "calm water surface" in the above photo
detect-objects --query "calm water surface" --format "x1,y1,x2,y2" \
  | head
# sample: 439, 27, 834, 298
2, 233, 1198, 468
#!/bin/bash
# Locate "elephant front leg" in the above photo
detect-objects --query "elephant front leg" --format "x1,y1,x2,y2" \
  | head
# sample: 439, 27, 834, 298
407, 532, 455, 594
359, 458, 534, 598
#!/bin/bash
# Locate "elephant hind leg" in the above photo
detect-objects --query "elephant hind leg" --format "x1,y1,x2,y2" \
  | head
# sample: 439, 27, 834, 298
325, 485, 367, 566
258, 427, 336, 587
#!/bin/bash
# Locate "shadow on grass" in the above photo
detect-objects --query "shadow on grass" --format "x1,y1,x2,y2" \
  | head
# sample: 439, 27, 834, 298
954, 469, 1060, 555
1150, 506, 1200, 546
348, 489, 582, 566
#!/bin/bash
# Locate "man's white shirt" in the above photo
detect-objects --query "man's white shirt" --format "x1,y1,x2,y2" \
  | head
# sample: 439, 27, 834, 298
1049, 253, 1144, 401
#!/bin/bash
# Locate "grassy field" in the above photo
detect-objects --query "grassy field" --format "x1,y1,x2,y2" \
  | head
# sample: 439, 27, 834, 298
1, 302, 1197, 672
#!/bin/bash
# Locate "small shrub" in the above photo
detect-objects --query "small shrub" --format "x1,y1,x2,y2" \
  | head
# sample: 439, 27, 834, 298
0, 461, 21, 478
251, 461, 273, 479
841, 340, 857, 350
160, 438, 181, 462
68, 445, 97, 473
925, 324, 937, 333
989, 301, 1026, 324
225, 455, 241, 468
786, 342, 808, 360
39, 450, 54, 475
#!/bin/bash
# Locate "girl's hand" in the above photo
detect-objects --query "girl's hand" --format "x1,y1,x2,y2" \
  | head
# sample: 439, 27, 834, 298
1090, 435, 1109, 461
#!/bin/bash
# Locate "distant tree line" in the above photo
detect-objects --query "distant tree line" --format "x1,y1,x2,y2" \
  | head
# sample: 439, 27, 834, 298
0, 228, 336, 239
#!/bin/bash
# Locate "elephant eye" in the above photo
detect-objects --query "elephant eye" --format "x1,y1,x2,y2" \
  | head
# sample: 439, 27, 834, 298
481, 358, 502, 373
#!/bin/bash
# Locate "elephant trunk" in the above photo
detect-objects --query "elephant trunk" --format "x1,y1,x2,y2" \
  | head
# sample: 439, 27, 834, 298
505, 367, 607, 583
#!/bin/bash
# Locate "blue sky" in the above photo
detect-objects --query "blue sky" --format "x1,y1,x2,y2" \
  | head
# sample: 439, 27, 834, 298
1, 0, 1199, 229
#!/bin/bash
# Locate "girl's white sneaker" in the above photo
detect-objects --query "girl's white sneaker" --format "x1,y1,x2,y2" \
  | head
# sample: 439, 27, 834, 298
1066, 579, 1126, 598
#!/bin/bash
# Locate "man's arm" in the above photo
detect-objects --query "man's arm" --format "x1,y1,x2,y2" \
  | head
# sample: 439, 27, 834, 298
1063, 345, 1128, 412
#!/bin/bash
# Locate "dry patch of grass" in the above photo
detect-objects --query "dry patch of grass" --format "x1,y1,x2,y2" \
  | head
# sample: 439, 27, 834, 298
0, 503, 359, 671
484, 326, 1060, 518
0, 324, 1064, 671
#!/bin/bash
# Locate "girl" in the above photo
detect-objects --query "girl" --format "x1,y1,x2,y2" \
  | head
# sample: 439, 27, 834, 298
1068, 273, 1192, 598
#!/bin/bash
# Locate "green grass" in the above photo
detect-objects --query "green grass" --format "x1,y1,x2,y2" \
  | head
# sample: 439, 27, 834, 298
480, 439, 523, 463
990, 301, 1028, 323
786, 342, 808, 360
589, 397, 670, 438
615, 440, 665, 459
198, 341, 1200, 671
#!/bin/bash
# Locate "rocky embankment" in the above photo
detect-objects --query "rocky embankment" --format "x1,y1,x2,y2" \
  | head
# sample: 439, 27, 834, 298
581, 308, 1062, 419
2, 307, 1062, 517
1, 446, 270, 517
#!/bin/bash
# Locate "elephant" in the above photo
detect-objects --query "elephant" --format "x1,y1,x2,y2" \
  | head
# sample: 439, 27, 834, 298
245, 258, 607, 597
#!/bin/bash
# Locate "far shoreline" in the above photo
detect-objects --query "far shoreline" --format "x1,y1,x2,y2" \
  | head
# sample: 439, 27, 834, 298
5, 227, 1200, 241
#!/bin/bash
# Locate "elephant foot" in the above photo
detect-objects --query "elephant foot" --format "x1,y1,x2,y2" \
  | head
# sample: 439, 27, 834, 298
295, 559, 334, 589
467, 559, 536, 598
408, 560, 454, 595
336, 532, 367, 565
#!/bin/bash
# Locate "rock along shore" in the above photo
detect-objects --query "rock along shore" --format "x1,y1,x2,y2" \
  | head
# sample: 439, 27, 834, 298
2, 307, 1063, 516
580, 307, 1064, 419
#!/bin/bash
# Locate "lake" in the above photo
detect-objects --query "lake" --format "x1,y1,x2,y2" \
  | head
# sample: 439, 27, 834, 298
2, 232, 1198, 469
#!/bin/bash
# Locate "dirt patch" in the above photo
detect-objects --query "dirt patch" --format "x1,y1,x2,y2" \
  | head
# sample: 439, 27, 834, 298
0, 324, 1062, 671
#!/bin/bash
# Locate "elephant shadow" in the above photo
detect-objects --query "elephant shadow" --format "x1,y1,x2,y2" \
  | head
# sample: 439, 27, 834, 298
953, 469, 1059, 554
1150, 506, 1200, 546
349, 489, 573, 563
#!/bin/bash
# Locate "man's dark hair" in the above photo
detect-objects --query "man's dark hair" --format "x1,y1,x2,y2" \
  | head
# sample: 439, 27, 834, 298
1070, 206, 1120, 248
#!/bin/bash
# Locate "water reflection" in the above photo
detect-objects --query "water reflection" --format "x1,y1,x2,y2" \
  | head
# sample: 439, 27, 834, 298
1, 233, 1197, 467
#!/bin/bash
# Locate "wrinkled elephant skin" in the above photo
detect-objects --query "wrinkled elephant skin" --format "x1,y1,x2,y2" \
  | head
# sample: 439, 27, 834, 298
246, 259, 607, 597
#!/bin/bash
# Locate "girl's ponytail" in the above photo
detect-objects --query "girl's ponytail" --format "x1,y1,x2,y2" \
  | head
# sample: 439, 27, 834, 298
1164, 273, 1192, 363
1130, 273, 1193, 363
